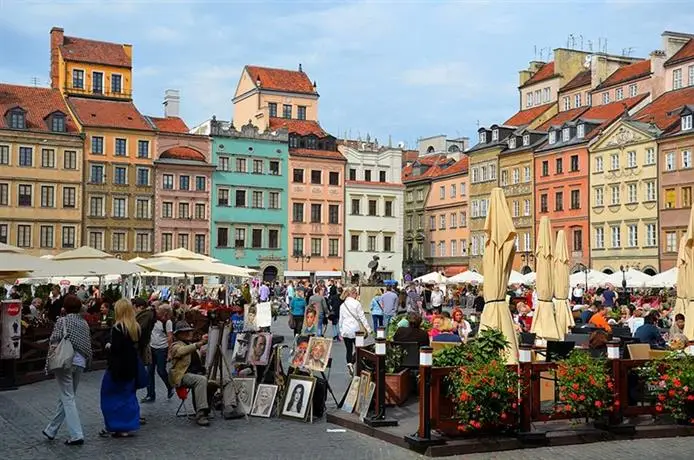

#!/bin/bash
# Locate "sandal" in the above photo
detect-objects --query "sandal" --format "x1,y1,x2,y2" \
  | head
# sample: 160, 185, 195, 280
98, 429, 110, 438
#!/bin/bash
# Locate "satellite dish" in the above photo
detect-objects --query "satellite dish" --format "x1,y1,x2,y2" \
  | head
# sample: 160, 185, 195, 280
583, 55, 592, 69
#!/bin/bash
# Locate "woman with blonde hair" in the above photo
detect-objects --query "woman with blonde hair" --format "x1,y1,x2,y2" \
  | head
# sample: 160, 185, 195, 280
338, 286, 373, 373
99, 299, 141, 438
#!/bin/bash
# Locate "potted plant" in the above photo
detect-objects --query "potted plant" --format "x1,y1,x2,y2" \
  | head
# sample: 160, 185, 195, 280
554, 351, 613, 422
385, 344, 410, 405
639, 353, 694, 424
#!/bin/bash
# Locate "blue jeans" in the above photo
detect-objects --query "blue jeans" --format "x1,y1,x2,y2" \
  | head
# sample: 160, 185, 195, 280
147, 347, 171, 399
44, 366, 84, 441
383, 314, 394, 332
372, 314, 384, 331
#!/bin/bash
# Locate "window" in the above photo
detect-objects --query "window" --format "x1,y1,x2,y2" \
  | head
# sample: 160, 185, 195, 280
92, 72, 103, 94
252, 191, 263, 208
0, 145, 8, 165
512, 201, 520, 217
38, 149, 56, 170
611, 226, 621, 248
251, 159, 263, 174
439, 215, 446, 230
18, 184, 31, 206
136, 198, 150, 219
264, 160, 279, 177
51, 112, 67, 132
595, 156, 603, 172
562, 127, 570, 142
491, 129, 499, 141
666, 152, 676, 171
501, 170, 508, 186
322, 237, 336, 257
350, 234, 360, 251
91, 136, 104, 155
282, 104, 292, 118
89, 164, 104, 183
471, 237, 479, 256
646, 181, 656, 201
540, 194, 548, 213
219, 157, 230, 171
627, 183, 637, 203
236, 158, 247, 173
438, 241, 446, 257
610, 153, 619, 170
324, 171, 338, 186
218, 189, 229, 206
72, 69, 84, 89
89, 196, 104, 216
595, 187, 604, 206
602, 92, 610, 104
113, 197, 127, 218
61, 150, 76, 170
665, 188, 676, 208
674, 68, 683, 90
161, 174, 173, 190
611, 185, 620, 205
367, 235, 376, 252
235, 190, 246, 207
645, 148, 655, 165
512, 168, 519, 184
508, 137, 516, 149
595, 227, 604, 249
523, 166, 531, 182
479, 131, 487, 143
666, 232, 678, 252
16, 225, 31, 248
0, 224, 7, 244
534, 89, 541, 105
351, 199, 360, 215
429, 215, 436, 230
269, 229, 279, 249
363, 170, 372, 182
88, 231, 103, 250
193, 234, 205, 254
136, 168, 150, 186
367, 199, 377, 216
327, 204, 339, 224
235, 229, 246, 248
563, 96, 570, 111
217, 228, 229, 248
136, 232, 152, 252
310, 203, 322, 222
292, 202, 304, 222
626, 150, 636, 168
192, 176, 205, 192
252, 229, 263, 249
114, 166, 127, 185
195, 203, 205, 219
522, 134, 530, 146
616, 87, 623, 100
556, 158, 563, 174
19, 146, 32, 166
292, 104, 306, 120
60, 186, 75, 208
310, 170, 322, 185
576, 124, 585, 139
628, 224, 638, 247
0, 183, 6, 206
162, 202, 173, 218
179, 175, 190, 190
526, 92, 533, 107
112, 232, 126, 252
62, 226, 76, 248
523, 200, 530, 216
629, 84, 637, 97
115, 138, 127, 156
569, 155, 579, 172
9, 109, 25, 129
111, 74, 122, 94
683, 150, 692, 168
38, 185, 54, 208
646, 224, 656, 247
293, 168, 304, 183
269, 192, 280, 209
574, 93, 581, 108
690, 65, 694, 86
570, 189, 580, 209
555, 191, 564, 211
133, 139, 147, 159
683, 186, 693, 207
268, 103, 277, 117
541, 160, 549, 176
38, 225, 53, 248
349, 168, 358, 181
549, 131, 556, 144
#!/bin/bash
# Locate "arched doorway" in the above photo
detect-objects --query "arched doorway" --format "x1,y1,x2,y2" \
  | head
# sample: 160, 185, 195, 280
263, 265, 278, 282
643, 267, 657, 276
520, 265, 532, 275
602, 268, 614, 275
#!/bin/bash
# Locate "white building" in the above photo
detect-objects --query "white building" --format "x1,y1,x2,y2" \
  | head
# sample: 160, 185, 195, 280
339, 139, 404, 282
417, 134, 469, 159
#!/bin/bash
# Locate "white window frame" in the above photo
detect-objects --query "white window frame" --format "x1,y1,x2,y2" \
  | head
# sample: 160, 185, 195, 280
674, 68, 683, 89
629, 84, 637, 97
563, 96, 570, 111
682, 150, 691, 169
627, 150, 636, 168
602, 92, 610, 104
645, 148, 655, 165
574, 93, 581, 108
549, 131, 556, 144
595, 156, 603, 173
562, 127, 570, 142
611, 226, 621, 248
595, 227, 604, 249
616, 87, 623, 101
522, 134, 530, 146
682, 115, 693, 131
595, 187, 604, 206
577, 124, 585, 139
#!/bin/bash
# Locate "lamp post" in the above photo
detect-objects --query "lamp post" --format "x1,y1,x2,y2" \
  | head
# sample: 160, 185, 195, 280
294, 251, 311, 271
576, 262, 589, 292
619, 264, 628, 290
520, 252, 535, 274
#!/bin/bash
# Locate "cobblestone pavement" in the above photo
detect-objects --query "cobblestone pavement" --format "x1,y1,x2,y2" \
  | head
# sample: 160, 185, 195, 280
2, 318, 693, 459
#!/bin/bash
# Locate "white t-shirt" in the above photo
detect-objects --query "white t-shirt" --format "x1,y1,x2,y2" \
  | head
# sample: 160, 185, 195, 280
431, 290, 444, 307
150, 319, 173, 349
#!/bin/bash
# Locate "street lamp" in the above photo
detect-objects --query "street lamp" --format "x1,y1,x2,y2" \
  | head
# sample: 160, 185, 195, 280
519, 252, 535, 274
294, 251, 311, 271
576, 262, 589, 290
619, 264, 628, 291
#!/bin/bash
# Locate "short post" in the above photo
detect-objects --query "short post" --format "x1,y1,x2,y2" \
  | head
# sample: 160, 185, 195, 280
376, 326, 386, 340
355, 331, 366, 375
605, 339, 632, 433
405, 346, 445, 447
365, 337, 398, 427
687, 340, 694, 356
518, 344, 533, 435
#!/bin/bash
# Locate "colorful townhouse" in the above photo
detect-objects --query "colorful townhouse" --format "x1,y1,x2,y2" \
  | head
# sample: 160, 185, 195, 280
148, 90, 213, 255
232, 65, 345, 280
0, 84, 84, 255
423, 157, 469, 275
339, 139, 404, 282
50, 27, 156, 259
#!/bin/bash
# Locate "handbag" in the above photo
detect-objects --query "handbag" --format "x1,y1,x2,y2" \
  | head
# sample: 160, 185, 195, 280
47, 319, 75, 372
344, 302, 367, 335
136, 356, 148, 389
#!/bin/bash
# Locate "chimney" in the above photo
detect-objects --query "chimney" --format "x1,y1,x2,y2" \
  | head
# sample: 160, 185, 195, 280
163, 89, 180, 118
662, 31, 694, 59
650, 50, 667, 99
50, 27, 64, 90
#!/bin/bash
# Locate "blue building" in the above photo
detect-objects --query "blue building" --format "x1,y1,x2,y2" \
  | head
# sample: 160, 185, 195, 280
207, 119, 288, 280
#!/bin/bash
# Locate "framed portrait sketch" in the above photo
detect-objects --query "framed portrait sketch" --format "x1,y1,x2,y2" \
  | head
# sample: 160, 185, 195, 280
251, 384, 278, 418
359, 382, 376, 420
290, 336, 310, 368
233, 377, 256, 415
280, 375, 316, 421
341, 376, 361, 413
301, 303, 319, 335
302, 336, 333, 373
247, 332, 272, 365
231, 332, 251, 364
243, 304, 258, 332
355, 371, 371, 413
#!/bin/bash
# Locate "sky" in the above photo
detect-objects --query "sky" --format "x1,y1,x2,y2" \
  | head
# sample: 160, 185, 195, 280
1, 0, 694, 148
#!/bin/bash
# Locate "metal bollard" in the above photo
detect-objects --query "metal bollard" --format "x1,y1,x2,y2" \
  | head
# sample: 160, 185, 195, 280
365, 338, 398, 427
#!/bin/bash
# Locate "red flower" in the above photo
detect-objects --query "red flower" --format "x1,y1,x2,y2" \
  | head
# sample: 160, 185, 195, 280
658, 394, 666, 402
614, 400, 620, 407
500, 412, 508, 421
594, 400, 603, 408
565, 404, 572, 412
572, 383, 579, 390
579, 395, 586, 401
673, 378, 682, 388
655, 404, 663, 412
512, 402, 518, 409
668, 389, 676, 398
607, 382, 614, 390
570, 393, 578, 400
662, 374, 669, 381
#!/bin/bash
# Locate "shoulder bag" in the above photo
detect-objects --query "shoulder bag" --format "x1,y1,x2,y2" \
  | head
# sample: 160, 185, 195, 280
344, 302, 367, 335
47, 319, 75, 372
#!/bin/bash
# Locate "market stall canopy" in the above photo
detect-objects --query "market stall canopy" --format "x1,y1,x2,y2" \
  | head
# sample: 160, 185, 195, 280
414, 272, 448, 284
153, 247, 220, 262
0, 242, 53, 273
30, 246, 142, 276
446, 270, 483, 284
646, 267, 677, 289
604, 268, 652, 289
136, 257, 251, 277
507, 270, 526, 286
569, 269, 609, 288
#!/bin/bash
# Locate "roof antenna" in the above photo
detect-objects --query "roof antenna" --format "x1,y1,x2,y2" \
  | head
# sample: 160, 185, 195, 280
31, 76, 40, 87
299, 63, 302, 72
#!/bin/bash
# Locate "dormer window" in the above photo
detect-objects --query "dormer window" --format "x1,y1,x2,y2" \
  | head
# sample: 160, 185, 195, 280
577, 123, 585, 139
491, 129, 499, 141
549, 130, 556, 145
50, 113, 66, 133
522, 134, 530, 146
682, 114, 693, 131
479, 131, 487, 144
508, 137, 516, 149
562, 127, 570, 142
7, 108, 26, 129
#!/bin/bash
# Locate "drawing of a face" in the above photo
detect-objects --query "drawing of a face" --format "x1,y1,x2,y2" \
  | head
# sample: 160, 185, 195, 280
310, 343, 325, 361
252, 335, 267, 359
292, 341, 308, 366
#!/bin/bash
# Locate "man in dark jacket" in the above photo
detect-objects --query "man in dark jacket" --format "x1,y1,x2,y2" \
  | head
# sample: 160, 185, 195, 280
634, 312, 666, 349
393, 312, 430, 348
133, 298, 155, 365
46, 286, 64, 321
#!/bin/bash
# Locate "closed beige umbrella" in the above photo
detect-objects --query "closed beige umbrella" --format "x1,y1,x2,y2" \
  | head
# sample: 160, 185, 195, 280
553, 230, 574, 340
674, 237, 689, 318
684, 205, 694, 338
531, 216, 560, 341
479, 188, 519, 364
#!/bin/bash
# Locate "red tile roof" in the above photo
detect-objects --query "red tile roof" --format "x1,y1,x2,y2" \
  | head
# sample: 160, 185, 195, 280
149, 116, 189, 133
432, 156, 468, 178
504, 102, 554, 127
560, 70, 591, 92
0, 83, 79, 133
595, 60, 651, 90
60, 36, 131, 68
159, 146, 206, 162
536, 106, 590, 131
289, 148, 345, 161
665, 38, 694, 67
580, 93, 649, 137
246, 65, 316, 94
402, 157, 449, 183
269, 117, 327, 137
632, 86, 694, 131
520, 62, 556, 88
67, 97, 153, 131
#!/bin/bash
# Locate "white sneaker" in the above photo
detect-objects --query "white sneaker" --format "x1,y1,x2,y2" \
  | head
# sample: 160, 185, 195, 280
346, 363, 354, 376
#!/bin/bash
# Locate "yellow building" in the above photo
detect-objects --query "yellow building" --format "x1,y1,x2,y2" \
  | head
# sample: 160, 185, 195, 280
0, 84, 84, 255
50, 28, 156, 258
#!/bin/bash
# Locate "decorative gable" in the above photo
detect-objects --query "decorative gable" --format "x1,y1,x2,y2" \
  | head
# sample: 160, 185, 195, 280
590, 122, 651, 151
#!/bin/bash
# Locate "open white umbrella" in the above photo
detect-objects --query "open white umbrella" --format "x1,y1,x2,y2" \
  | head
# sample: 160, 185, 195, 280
647, 267, 677, 289
446, 270, 483, 285
530, 216, 560, 341
31, 246, 142, 276
508, 270, 526, 286
0, 242, 50, 273
605, 268, 652, 289
414, 271, 448, 284
522, 272, 537, 285
153, 247, 220, 262
569, 269, 609, 288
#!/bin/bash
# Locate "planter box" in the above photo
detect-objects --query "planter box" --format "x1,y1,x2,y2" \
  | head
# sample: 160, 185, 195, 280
385, 369, 410, 406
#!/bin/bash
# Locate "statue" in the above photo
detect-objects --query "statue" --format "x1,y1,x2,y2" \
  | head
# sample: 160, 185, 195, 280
367, 255, 380, 283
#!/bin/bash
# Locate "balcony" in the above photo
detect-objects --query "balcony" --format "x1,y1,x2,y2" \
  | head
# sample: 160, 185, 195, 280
63, 85, 132, 99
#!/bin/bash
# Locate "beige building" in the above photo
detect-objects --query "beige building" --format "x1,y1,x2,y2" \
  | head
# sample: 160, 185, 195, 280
0, 84, 84, 255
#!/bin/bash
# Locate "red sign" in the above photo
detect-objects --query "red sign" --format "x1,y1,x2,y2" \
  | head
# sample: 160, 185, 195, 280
5, 303, 20, 316
59, 279, 71, 286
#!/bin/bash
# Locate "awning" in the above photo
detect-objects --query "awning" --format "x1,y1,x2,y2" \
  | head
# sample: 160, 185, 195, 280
283, 271, 310, 278
314, 271, 342, 278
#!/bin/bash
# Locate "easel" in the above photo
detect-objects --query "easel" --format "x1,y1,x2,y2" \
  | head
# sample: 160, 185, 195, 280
207, 323, 250, 421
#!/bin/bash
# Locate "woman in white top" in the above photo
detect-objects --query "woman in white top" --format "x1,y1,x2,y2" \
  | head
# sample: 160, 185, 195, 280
338, 287, 373, 369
